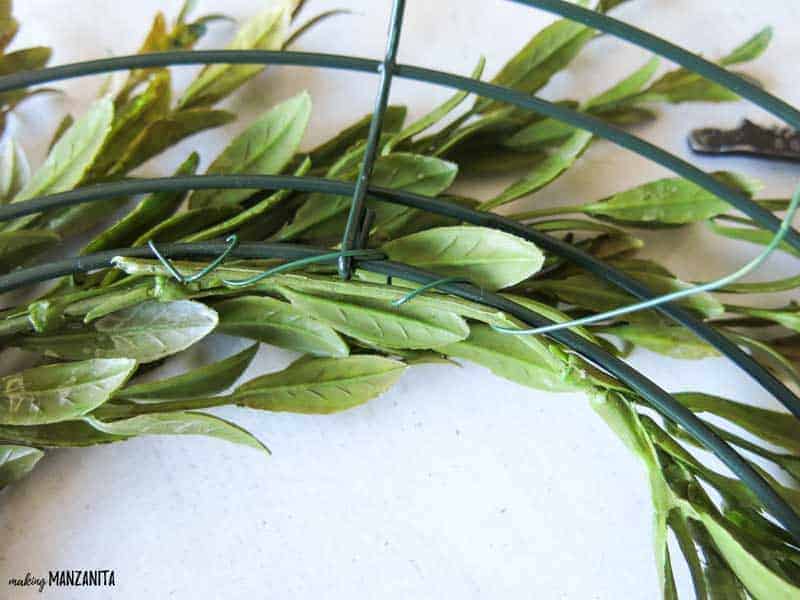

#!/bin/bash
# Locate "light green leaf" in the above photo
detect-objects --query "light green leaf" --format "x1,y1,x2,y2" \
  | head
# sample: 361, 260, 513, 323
85, 412, 269, 454
719, 27, 773, 66
9, 96, 113, 207
477, 15, 594, 113
190, 92, 311, 209
383, 56, 485, 154
232, 355, 405, 413
132, 205, 239, 247
0, 358, 136, 425
0, 137, 29, 203
482, 129, 593, 209
708, 216, 800, 257
437, 323, 592, 393
280, 285, 469, 350
382, 225, 544, 290
585, 57, 661, 109
0, 445, 44, 488
115, 344, 258, 402
19, 300, 218, 363
598, 323, 719, 359
728, 304, 800, 333
216, 296, 348, 357
674, 392, 800, 454
178, 3, 292, 109
583, 172, 757, 224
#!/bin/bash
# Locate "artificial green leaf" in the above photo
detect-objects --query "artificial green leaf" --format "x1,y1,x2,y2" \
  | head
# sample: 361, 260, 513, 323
382, 225, 544, 290
582, 172, 758, 224
708, 216, 800, 257
85, 412, 269, 454
82, 153, 199, 255
308, 105, 406, 168
438, 323, 592, 393
727, 304, 800, 333
231, 354, 405, 413
0, 46, 51, 75
383, 56, 485, 154
0, 419, 128, 447
0, 137, 29, 203
8, 96, 113, 207
598, 323, 719, 359
719, 27, 773, 66
727, 332, 800, 388
115, 344, 258, 402
476, 15, 594, 113
189, 92, 311, 209
0, 358, 136, 425
586, 57, 661, 110
503, 117, 581, 152
0, 445, 44, 488
280, 285, 469, 350
19, 300, 218, 363
178, 2, 293, 109
448, 146, 545, 177
215, 296, 348, 357
0, 229, 60, 272
482, 129, 593, 209
276, 152, 457, 240
112, 109, 236, 174
674, 392, 800, 454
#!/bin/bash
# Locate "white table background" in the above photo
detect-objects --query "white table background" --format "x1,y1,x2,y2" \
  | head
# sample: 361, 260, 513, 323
2, 1, 799, 598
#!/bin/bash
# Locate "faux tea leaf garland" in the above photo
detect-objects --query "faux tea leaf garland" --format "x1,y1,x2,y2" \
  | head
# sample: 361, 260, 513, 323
0, 0, 799, 596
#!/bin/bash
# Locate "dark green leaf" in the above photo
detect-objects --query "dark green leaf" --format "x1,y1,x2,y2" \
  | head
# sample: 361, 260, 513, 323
0, 229, 60, 272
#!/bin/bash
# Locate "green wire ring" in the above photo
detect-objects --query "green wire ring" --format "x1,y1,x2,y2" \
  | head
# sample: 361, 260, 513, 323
391, 276, 472, 307
492, 184, 800, 336
148, 234, 240, 284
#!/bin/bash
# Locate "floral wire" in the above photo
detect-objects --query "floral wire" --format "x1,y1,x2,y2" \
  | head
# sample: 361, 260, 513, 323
220, 248, 386, 288
148, 234, 239, 284
390, 276, 472, 307
492, 184, 800, 337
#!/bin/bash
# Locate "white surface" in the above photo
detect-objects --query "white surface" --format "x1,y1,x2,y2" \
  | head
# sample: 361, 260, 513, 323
1, 1, 799, 598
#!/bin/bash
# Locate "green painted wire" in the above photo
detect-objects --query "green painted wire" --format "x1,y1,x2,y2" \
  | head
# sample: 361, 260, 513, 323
148, 234, 239, 284
0, 50, 796, 250
218, 248, 386, 287
1, 174, 798, 420
338, 0, 405, 280
391, 276, 470, 306
491, 184, 800, 336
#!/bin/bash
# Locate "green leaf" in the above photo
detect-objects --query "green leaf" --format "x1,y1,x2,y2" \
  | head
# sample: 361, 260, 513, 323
82, 153, 199, 255
0, 46, 51, 75
0, 358, 136, 425
585, 57, 661, 110
112, 109, 236, 175
719, 27, 773, 66
0, 137, 29, 203
674, 392, 800, 454
308, 105, 407, 168
727, 304, 800, 333
598, 323, 719, 359
19, 300, 218, 363
0, 445, 44, 489
476, 15, 594, 113
276, 152, 457, 240
0, 420, 128, 447
437, 323, 592, 393
383, 56, 485, 154
382, 225, 544, 290
215, 296, 348, 357
231, 355, 405, 413
85, 412, 269, 454
0, 229, 60, 272
8, 96, 113, 208
482, 129, 593, 209
178, 3, 292, 109
132, 205, 239, 247
115, 344, 258, 402
189, 92, 311, 209
583, 172, 758, 224
280, 285, 469, 350
708, 216, 800, 257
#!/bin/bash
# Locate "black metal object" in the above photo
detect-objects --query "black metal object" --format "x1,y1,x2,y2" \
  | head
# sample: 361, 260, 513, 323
0, 0, 799, 540
690, 119, 800, 161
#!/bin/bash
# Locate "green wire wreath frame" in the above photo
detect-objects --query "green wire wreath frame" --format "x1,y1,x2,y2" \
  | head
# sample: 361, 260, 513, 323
1, 0, 800, 541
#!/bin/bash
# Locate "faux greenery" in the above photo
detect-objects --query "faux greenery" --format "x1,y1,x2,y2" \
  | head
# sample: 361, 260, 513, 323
1, 1, 799, 597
